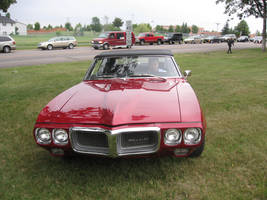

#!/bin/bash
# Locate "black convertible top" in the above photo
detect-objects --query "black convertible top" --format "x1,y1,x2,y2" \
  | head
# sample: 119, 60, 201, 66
94, 49, 173, 58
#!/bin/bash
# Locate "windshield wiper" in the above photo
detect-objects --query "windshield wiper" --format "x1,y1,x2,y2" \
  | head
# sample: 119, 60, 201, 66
128, 74, 166, 81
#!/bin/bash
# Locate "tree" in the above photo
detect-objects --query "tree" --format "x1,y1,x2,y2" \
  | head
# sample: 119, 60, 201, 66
103, 24, 119, 31
216, 0, 267, 52
175, 25, 181, 32
181, 23, 190, 33
74, 23, 84, 36
91, 17, 102, 32
235, 20, 250, 36
112, 17, 124, 29
34, 22, 40, 31
65, 22, 73, 31
192, 25, 199, 34
85, 25, 91, 31
0, 0, 16, 12
6, 12, 10, 18
134, 23, 152, 34
155, 25, 164, 33
27, 24, 33, 30
47, 24, 53, 30
168, 25, 174, 32
221, 21, 231, 35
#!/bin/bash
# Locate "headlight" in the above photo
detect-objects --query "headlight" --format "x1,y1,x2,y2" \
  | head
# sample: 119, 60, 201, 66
52, 129, 68, 145
184, 128, 202, 145
35, 128, 51, 144
164, 129, 182, 146
99, 41, 103, 44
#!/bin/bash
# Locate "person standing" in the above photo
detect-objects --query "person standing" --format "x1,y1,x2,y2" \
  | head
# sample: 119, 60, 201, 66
227, 38, 234, 54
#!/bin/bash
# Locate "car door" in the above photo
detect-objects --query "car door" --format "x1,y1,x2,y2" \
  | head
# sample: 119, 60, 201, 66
53, 37, 62, 48
107, 33, 116, 46
116, 32, 126, 46
146, 34, 153, 43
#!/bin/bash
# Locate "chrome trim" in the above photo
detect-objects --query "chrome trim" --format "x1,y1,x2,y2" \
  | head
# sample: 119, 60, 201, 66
115, 127, 161, 156
69, 127, 161, 157
70, 127, 109, 156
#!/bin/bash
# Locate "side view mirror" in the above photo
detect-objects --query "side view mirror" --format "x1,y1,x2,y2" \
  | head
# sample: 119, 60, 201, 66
183, 70, 192, 79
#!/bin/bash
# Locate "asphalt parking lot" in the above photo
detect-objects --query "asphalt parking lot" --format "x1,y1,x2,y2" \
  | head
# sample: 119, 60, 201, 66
0, 42, 261, 68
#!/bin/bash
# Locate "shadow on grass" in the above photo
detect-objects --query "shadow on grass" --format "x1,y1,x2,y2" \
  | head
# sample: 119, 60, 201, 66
22, 151, 191, 187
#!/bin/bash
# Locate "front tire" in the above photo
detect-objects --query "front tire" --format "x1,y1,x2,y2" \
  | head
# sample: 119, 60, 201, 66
140, 40, 145, 45
103, 43, 109, 50
3, 46, 11, 53
47, 44, 53, 50
157, 40, 162, 45
68, 43, 74, 49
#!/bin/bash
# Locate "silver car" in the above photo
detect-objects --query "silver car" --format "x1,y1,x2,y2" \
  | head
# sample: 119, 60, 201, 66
0, 35, 16, 53
184, 35, 203, 44
38, 36, 77, 50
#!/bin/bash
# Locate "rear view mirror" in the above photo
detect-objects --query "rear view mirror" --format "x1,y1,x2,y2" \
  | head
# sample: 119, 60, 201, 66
183, 70, 192, 79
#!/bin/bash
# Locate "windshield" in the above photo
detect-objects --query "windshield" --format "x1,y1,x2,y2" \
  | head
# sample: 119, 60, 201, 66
98, 32, 109, 38
85, 56, 180, 80
48, 37, 56, 42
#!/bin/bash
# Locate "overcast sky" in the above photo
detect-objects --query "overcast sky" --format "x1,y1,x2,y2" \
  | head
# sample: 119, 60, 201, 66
5, 0, 263, 33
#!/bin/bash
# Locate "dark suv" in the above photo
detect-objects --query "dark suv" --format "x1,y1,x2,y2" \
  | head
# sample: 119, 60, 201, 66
0, 35, 16, 53
164, 33, 183, 44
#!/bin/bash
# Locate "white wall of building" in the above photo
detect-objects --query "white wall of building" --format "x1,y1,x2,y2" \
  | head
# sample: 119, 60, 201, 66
0, 23, 15, 35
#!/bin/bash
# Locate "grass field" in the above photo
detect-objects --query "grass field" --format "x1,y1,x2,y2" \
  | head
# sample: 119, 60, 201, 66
12, 31, 99, 50
0, 49, 266, 200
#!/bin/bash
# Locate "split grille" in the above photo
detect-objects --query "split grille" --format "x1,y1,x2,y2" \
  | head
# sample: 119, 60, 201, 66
70, 127, 160, 157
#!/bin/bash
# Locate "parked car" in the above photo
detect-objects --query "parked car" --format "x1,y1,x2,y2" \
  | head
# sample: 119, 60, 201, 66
249, 36, 256, 42
203, 36, 221, 43
0, 35, 16, 53
38, 36, 77, 50
33, 49, 206, 158
136, 32, 164, 45
164, 32, 183, 44
254, 36, 263, 43
220, 34, 237, 42
91, 31, 135, 50
184, 35, 203, 44
237, 36, 249, 42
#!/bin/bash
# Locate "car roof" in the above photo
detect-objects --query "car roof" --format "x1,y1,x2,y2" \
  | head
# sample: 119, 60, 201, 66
94, 50, 173, 58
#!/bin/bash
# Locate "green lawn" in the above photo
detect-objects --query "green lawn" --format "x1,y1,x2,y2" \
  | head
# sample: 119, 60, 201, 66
12, 31, 99, 50
0, 49, 266, 200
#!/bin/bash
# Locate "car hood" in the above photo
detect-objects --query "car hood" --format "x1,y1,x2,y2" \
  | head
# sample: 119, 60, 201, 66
37, 78, 201, 126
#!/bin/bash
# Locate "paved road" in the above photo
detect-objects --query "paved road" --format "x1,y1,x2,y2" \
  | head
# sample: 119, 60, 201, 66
0, 42, 260, 68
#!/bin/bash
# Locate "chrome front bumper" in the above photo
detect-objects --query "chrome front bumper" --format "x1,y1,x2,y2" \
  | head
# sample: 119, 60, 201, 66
70, 127, 161, 157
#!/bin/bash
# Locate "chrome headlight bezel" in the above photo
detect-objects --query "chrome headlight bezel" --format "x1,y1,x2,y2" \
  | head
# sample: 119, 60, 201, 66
184, 128, 202, 145
35, 128, 51, 144
164, 129, 182, 146
52, 129, 69, 145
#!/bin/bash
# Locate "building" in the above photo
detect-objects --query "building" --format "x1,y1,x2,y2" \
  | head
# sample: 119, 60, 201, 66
0, 13, 27, 35
14, 21, 27, 35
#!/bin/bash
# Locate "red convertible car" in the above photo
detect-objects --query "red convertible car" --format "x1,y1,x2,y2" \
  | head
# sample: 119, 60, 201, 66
33, 50, 206, 158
